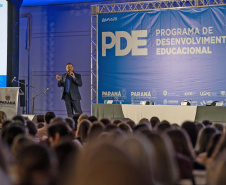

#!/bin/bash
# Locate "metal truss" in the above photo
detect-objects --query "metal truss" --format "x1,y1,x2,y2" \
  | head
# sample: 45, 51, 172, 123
93, 0, 226, 14
90, 0, 226, 114
91, 12, 98, 114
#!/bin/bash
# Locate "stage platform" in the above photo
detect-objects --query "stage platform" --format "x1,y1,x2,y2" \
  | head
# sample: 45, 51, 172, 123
93, 104, 226, 125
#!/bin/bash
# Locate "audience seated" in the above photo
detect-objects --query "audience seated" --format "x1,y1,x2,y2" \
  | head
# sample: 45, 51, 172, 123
36, 114, 45, 129
0, 111, 225, 185
181, 121, 198, 148
36, 112, 56, 142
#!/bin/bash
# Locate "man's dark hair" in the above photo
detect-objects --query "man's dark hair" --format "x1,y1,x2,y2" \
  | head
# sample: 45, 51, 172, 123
88, 116, 98, 123
66, 63, 73, 67
3, 123, 26, 146
45, 112, 56, 125
26, 121, 37, 136
48, 123, 69, 139
12, 115, 26, 127
37, 114, 44, 123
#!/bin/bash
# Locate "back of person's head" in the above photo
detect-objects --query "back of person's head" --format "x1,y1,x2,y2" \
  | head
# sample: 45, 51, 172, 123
196, 122, 205, 133
44, 112, 56, 125
26, 120, 37, 136
48, 123, 69, 138
104, 124, 118, 133
211, 133, 226, 160
12, 134, 36, 158
207, 149, 226, 185
118, 123, 132, 134
12, 115, 26, 127
54, 140, 81, 173
0, 111, 7, 125
157, 120, 171, 132
214, 123, 224, 133
139, 118, 151, 126
112, 119, 122, 126
36, 114, 44, 123
195, 126, 218, 154
202, 120, 212, 126
88, 123, 104, 141
76, 119, 91, 144
207, 133, 222, 158
65, 117, 75, 130
17, 144, 57, 185
1, 120, 13, 139
150, 116, 160, 128
141, 130, 179, 185
48, 123, 71, 147
100, 118, 111, 126
88, 116, 98, 123
181, 121, 198, 148
65, 136, 155, 185
78, 114, 89, 125
126, 120, 136, 129
50, 117, 65, 125
167, 129, 195, 159
3, 123, 26, 147
133, 123, 150, 133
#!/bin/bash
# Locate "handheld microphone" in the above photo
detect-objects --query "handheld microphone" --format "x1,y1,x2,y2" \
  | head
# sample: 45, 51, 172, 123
11, 77, 16, 83
44, 88, 49, 94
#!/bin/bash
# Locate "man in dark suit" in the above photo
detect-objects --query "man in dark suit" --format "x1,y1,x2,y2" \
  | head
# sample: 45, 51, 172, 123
56, 63, 82, 117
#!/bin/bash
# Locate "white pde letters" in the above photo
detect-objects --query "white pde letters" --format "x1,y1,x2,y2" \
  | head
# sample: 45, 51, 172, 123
102, 30, 148, 56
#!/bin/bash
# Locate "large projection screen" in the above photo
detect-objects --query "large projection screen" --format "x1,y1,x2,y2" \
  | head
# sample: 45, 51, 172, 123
98, 5, 226, 106
0, 0, 7, 87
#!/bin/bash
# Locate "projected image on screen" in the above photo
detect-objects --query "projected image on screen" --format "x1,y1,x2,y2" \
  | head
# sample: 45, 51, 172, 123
0, 0, 7, 87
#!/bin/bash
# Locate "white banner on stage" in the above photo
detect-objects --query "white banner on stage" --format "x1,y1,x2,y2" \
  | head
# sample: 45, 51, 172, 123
0, 87, 20, 119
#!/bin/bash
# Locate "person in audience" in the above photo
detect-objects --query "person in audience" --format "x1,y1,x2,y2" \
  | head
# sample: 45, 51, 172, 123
12, 115, 26, 127
133, 123, 150, 133
141, 130, 179, 185
150, 116, 160, 128
3, 122, 26, 148
88, 123, 104, 141
48, 123, 72, 147
0, 111, 7, 131
117, 123, 132, 134
157, 120, 171, 132
26, 120, 39, 141
195, 122, 205, 133
37, 112, 56, 142
112, 119, 122, 126
36, 114, 45, 129
139, 118, 151, 127
195, 127, 218, 164
181, 121, 198, 148
213, 123, 224, 133
126, 119, 136, 129
167, 129, 205, 171
16, 144, 57, 185
65, 117, 75, 137
77, 114, 89, 126
12, 134, 36, 159
171, 123, 180, 129
100, 118, 111, 126
88, 115, 98, 123
65, 135, 156, 185
76, 119, 91, 144
202, 120, 212, 127
54, 140, 81, 176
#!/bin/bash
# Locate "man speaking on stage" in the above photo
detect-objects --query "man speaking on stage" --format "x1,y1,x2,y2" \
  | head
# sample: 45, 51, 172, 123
56, 63, 83, 117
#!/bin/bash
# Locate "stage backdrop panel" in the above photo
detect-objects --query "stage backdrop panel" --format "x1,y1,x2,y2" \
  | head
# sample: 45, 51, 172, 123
98, 6, 226, 105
